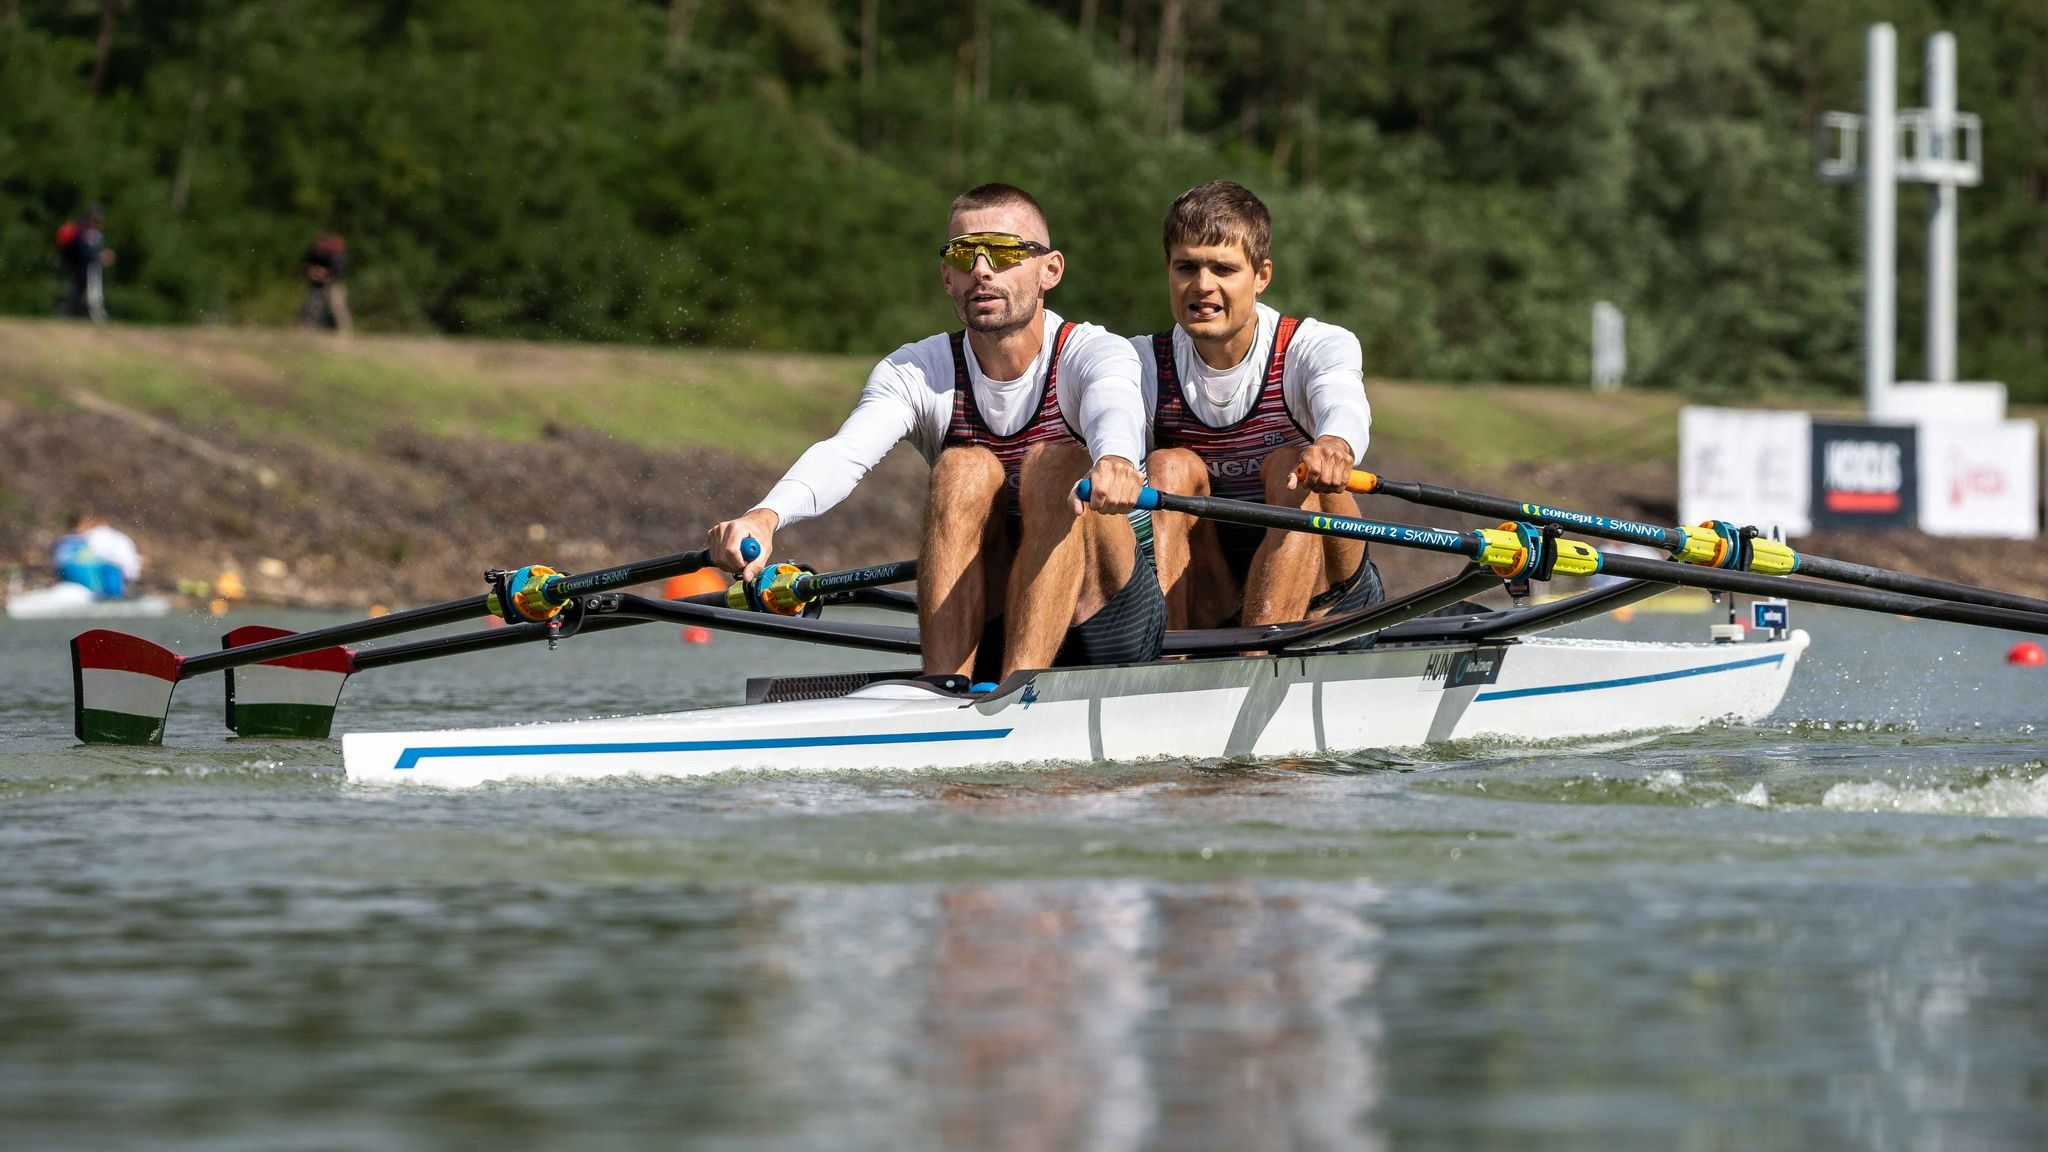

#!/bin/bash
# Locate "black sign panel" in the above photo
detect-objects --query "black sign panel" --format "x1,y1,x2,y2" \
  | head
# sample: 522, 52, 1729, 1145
1810, 421, 1918, 531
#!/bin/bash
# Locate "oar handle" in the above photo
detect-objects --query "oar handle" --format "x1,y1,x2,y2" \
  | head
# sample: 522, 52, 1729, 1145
1294, 464, 1383, 494
1072, 479, 1161, 510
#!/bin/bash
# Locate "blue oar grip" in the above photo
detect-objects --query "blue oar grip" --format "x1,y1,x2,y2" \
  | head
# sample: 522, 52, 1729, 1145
741, 537, 761, 563
1072, 480, 1161, 510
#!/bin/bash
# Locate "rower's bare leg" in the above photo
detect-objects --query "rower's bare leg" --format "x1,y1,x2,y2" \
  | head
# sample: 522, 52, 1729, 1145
1241, 445, 1366, 625
1004, 442, 1135, 675
1317, 491, 1366, 615
918, 447, 1008, 677
1146, 447, 1239, 630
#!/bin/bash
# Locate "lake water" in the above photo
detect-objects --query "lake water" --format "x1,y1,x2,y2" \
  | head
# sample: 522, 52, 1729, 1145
3, 602, 2046, 1150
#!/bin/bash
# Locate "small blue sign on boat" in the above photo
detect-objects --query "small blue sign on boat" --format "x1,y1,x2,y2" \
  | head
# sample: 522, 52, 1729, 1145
1752, 601, 1790, 632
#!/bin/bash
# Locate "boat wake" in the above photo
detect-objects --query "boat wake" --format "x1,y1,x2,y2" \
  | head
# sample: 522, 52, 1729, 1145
1819, 764, 2048, 818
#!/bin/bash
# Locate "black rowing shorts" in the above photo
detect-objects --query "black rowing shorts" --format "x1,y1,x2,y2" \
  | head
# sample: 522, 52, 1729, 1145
974, 551, 1168, 681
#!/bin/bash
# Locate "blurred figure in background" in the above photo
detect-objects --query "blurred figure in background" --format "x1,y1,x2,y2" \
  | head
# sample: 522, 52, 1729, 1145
298, 232, 352, 332
52, 512, 143, 599
55, 206, 115, 323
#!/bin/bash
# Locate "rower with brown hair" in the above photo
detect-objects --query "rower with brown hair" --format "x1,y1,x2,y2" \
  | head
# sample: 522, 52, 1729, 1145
1139, 180, 1383, 629
708, 183, 1162, 685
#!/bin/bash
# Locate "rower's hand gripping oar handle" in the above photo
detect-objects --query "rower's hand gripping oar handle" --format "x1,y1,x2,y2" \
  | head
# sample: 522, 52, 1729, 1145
1298, 464, 1386, 496
1072, 479, 1161, 510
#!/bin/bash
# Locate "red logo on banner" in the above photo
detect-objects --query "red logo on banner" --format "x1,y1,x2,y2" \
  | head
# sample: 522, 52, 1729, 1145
1824, 489, 1901, 512
1949, 464, 2008, 505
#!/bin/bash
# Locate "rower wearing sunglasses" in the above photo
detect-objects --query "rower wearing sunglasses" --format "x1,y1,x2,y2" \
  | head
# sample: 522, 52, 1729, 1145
1138, 180, 1383, 630
708, 183, 1161, 685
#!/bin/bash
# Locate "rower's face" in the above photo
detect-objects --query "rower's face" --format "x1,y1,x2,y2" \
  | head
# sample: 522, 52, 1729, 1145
943, 205, 1062, 335
1167, 240, 1271, 345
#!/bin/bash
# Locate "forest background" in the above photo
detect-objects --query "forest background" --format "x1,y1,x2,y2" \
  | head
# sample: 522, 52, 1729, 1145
2, 0, 2045, 397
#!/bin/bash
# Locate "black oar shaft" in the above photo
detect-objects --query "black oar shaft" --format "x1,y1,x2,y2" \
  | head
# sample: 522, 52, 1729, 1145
305, 559, 923, 674
1787, 553, 2048, 614
790, 559, 919, 601
1151, 483, 2048, 639
1596, 553, 2048, 636
1357, 471, 2048, 616
178, 547, 719, 679
1139, 488, 1489, 563
349, 615, 647, 671
1366, 474, 1685, 551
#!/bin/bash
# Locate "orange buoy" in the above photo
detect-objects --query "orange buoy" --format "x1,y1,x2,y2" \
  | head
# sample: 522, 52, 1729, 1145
666, 568, 728, 599
682, 626, 713, 644
2007, 641, 2046, 666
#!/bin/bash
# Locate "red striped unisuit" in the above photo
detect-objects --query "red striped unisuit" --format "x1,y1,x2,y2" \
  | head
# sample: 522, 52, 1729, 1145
941, 320, 1081, 542
1152, 316, 1309, 572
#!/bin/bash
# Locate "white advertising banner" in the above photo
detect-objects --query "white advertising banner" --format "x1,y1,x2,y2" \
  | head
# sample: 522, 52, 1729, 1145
1679, 407, 1812, 536
1914, 420, 2040, 539
1877, 382, 2008, 423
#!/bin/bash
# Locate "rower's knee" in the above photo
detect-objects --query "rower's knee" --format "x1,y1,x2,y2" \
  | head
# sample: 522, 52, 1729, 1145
932, 446, 1004, 498
1146, 447, 1209, 496
1016, 442, 1089, 522
927, 447, 1005, 535
1261, 444, 1307, 505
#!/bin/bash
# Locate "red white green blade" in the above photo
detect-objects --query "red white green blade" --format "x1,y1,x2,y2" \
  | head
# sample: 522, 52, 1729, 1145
72, 629, 181, 745
223, 626, 355, 739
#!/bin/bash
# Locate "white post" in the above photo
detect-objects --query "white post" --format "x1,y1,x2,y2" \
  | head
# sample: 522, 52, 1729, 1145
1591, 301, 1624, 392
1926, 32, 1958, 385
1864, 23, 1896, 416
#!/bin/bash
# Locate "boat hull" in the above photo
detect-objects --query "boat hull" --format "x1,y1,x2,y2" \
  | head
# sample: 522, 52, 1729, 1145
7, 581, 171, 620
342, 632, 1810, 787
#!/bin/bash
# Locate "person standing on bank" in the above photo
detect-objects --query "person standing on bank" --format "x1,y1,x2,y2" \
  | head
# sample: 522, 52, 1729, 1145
707, 184, 1162, 685
54, 207, 115, 324
298, 232, 353, 333
1139, 180, 1382, 629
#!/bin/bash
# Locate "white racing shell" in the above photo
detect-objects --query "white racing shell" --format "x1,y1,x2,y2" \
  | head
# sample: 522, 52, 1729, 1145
343, 631, 1809, 787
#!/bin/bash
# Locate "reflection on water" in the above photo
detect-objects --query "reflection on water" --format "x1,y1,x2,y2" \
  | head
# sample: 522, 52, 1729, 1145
721, 883, 1385, 1151
4, 609, 2048, 1148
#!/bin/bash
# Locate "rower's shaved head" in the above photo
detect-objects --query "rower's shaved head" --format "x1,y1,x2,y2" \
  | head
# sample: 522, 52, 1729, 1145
948, 183, 1051, 246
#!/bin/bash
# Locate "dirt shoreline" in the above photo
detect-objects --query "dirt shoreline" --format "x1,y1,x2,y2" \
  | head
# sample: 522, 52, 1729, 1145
4, 396, 2044, 614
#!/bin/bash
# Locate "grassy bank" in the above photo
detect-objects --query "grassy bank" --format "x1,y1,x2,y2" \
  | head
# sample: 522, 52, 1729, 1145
0, 317, 1852, 476
0, 320, 874, 466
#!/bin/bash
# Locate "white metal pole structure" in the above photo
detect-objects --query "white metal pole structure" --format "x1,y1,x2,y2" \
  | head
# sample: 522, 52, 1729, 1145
1864, 23, 1896, 416
1820, 26, 1983, 414
1925, 31, 1957, 385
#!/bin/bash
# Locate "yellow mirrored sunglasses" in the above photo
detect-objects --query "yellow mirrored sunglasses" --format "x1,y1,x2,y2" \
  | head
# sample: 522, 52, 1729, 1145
939, 232, 1051, 272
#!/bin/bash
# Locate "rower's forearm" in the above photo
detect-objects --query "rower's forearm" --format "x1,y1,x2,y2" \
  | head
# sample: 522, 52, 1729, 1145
1074, 377, 1149, 470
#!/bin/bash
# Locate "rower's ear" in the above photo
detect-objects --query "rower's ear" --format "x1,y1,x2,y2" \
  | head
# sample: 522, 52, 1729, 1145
1253, 257, 1273, 296
1039, 248, 1064, 293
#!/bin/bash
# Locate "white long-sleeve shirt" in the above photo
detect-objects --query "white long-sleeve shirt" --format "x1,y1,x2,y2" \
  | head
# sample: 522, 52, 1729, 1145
1134, 303, 1371, 458
757, 310, 1147, 527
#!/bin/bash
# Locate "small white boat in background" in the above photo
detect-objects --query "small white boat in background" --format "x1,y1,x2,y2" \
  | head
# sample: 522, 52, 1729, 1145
6, 572, 172, 620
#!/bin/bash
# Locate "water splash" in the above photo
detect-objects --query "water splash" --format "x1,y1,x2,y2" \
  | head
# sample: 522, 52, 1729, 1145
1821, 768, 2048, 818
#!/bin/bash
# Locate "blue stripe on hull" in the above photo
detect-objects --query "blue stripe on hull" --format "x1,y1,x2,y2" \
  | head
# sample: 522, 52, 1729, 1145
1473, 653, 1784, 702
393, 727, 1015, 771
